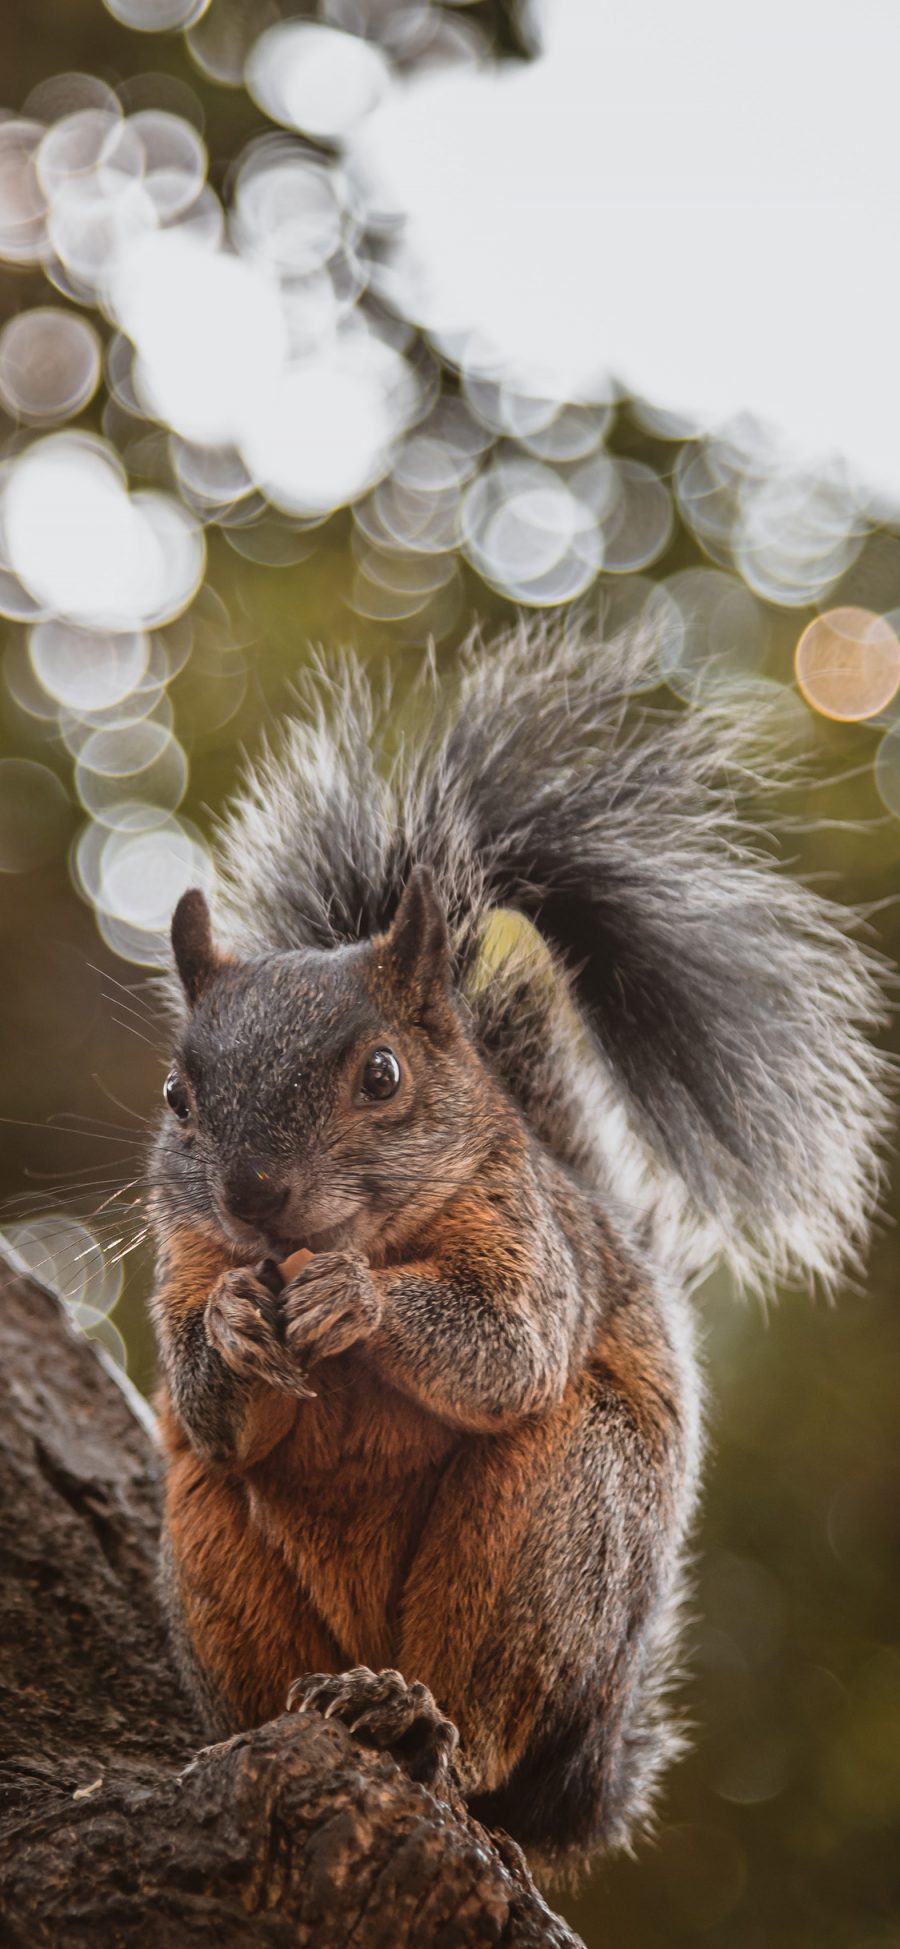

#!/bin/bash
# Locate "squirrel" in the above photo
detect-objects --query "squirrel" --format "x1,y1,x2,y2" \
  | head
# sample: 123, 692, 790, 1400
149, 622, 891, 1868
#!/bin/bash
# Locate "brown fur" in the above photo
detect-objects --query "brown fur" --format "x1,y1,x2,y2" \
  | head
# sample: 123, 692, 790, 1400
157, 1165, 691, 1846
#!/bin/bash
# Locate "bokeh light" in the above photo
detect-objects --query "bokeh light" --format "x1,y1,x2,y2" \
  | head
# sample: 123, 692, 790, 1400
660, 568, 768, 703
186, 0, 280, 86
0, 757, 69, 872
113, 232, 285, 444
241, 322, 422, 517
1, 432, 205, 629
461, 456, 602, 604
1, 1214, 126, 1366
795, 608, 900, 723
0, 120, 48, 265
102, 0, 211, 32
0, 307, 101, 420
30, 621, 149, 712
246, 21, 391, 142
72, 806, 214, 965
874, 722, 900, 819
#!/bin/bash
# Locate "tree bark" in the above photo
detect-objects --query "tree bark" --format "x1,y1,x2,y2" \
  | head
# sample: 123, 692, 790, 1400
0, 1257, 584, 1949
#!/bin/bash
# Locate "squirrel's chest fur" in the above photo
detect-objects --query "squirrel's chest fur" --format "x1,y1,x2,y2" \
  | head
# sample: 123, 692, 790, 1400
163, 1352, 460, 1720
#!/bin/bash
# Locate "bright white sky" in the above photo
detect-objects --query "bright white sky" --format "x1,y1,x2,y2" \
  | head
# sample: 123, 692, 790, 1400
351, 0, 900, 499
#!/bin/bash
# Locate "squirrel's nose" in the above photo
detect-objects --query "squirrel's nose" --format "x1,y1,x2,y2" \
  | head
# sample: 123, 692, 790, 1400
224, 1165, 289, 1229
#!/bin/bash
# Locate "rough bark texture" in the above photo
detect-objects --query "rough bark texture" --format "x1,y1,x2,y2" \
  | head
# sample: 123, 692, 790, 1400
0, 1258, 584, 1949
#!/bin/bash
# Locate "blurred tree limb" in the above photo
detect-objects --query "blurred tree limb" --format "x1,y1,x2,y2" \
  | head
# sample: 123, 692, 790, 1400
0, 1257, 582, 1949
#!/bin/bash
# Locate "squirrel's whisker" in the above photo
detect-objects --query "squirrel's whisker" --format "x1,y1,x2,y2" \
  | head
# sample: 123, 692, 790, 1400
85, 962, 158, 1020
90, 1073, 155, 1124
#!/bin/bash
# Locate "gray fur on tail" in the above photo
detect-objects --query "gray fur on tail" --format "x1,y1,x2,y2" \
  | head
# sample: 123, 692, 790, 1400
213, 621, 894, 1293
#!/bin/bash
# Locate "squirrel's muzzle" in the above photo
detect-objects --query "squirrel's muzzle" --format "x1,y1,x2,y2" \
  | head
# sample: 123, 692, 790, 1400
223, 1165, 289, 1230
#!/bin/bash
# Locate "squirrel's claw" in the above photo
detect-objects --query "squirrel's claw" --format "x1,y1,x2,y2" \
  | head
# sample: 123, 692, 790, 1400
286, 1665, 459, 1790
205, 1268, 316, 1398
281, 1252, 382, 1366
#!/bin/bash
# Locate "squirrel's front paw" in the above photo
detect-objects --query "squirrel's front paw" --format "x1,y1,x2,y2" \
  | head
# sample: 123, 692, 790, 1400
205, 1268, 314, 1396
281, 1251, 382, 1366
287, 1666, 459, 1790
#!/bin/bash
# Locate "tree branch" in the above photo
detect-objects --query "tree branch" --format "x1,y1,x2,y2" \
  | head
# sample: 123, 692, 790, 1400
0, 1257, 584, 1948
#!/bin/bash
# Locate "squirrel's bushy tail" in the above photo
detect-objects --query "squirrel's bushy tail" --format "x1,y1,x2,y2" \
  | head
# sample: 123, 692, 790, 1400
215, 622, 893, 1291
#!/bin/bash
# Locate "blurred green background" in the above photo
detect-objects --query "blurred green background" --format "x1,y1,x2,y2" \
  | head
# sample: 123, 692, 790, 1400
1, 4, 898, 1945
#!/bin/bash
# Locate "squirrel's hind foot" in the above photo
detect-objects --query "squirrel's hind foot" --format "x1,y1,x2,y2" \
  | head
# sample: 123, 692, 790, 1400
287, 1665, 459, 1790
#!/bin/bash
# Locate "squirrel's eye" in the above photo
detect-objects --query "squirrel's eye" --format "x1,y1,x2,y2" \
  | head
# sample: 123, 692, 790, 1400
164, 1071, 192, 1122
360, 1047, 401, 1102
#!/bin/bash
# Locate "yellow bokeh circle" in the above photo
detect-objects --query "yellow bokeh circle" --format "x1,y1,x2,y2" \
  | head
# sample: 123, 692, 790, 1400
794, 607, 900, 722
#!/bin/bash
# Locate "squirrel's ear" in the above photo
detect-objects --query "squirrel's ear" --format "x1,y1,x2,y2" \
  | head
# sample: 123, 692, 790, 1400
171, 889, 224, 1007
383, 866, 451, 1008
